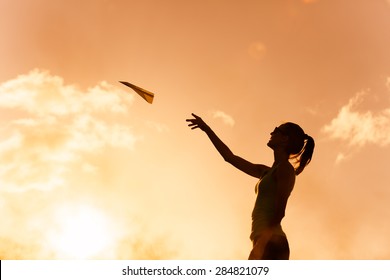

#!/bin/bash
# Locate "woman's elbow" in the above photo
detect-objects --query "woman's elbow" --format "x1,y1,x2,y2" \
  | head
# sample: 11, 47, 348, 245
222, 152, 235, 163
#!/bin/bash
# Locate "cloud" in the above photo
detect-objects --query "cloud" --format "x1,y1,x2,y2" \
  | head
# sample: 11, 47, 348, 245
0, 70, 131, 116
0, 69, 138, 192
322, 91, 390, 148
145, 120, 170, 133
248, 42, 267, 60
211, 110, 235, 127
0, 70, 178, 259
335, 153, 346, 165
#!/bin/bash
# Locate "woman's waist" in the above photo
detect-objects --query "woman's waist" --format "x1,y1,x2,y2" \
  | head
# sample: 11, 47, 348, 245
250, 220, 285, 241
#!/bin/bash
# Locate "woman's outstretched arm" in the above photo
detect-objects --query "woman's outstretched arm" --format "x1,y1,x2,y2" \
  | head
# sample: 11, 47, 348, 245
186, 113, 269, 179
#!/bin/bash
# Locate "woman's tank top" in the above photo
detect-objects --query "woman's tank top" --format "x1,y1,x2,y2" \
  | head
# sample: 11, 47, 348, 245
250, 165, 286, 241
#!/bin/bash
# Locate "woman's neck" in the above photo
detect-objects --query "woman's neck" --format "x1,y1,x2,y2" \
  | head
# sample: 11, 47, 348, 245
273, 148, 289, 166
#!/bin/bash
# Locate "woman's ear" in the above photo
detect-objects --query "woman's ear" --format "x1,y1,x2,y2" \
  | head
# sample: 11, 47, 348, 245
281, 135, 289, 144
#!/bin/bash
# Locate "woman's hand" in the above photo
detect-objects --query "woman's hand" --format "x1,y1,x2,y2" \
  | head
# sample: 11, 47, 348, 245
186, 113, 209, 131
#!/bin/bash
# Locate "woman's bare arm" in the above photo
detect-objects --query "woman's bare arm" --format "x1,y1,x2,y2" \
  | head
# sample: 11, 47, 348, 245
186, 113, 269, 179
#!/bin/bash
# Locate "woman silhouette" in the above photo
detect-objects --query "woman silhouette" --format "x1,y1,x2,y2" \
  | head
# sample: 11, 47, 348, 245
186, 113, 314, 260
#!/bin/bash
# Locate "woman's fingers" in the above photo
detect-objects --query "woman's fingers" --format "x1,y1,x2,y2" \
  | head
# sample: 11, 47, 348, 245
186, 114, 206, 130
186, 119, 197, 125
186, 118, 198, 129
187, 122, 197, 128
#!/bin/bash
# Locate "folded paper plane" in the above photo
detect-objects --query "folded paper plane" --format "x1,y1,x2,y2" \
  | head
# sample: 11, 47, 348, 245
119, 81, 154, 104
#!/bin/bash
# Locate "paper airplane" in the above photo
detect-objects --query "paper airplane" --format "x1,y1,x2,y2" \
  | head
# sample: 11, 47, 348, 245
119, 81, 154, 104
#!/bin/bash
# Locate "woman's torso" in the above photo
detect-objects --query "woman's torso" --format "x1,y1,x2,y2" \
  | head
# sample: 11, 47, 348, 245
250, 164, 293, 241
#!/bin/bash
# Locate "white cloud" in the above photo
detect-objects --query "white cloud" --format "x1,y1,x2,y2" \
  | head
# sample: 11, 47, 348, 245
211, 110, 235, 127
0, 70, 132, 116
248, 42, 267, 60
335, 153, 346, 165
145, 120, 170, 133
306, 106, 320, 116
322, 90, 390, 148
0, 69, 138, 192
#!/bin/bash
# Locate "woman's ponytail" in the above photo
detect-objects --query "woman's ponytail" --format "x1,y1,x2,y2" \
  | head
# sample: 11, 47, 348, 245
295, 134, 315, 175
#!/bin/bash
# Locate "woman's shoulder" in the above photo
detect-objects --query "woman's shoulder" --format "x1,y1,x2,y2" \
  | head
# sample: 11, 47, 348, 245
274, 161, 296, 183
278, 161, 295, 173
256, 164, 272, 179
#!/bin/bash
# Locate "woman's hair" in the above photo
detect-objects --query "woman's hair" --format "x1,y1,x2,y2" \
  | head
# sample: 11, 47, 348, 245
279, 122, 315, 175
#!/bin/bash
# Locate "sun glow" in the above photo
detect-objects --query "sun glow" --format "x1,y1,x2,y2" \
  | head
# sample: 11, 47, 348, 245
47, 204, 116, 259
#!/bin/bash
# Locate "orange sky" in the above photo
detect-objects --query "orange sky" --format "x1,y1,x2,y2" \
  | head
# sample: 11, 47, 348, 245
1, 0, 390, 259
